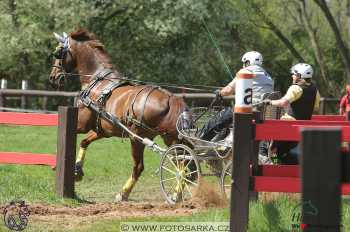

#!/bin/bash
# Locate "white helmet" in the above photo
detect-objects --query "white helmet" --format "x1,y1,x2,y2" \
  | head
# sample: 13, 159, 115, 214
241, 51, 263, 66
290, 63, 313, 79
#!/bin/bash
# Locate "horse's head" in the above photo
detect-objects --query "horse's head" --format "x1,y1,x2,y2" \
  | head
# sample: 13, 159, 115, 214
49, 32, 77, 90
49, 29, 112, 90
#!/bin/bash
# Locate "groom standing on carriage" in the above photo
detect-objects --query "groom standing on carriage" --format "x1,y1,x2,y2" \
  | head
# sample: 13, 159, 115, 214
199, 51, 274, 143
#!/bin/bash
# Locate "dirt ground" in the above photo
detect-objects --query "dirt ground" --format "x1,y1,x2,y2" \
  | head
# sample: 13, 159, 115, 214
0, 201, 202, 230
0, 180, 227, 229
29, 201, 198, 218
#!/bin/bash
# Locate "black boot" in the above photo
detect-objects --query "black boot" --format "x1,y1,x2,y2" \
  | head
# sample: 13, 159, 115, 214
199, 107, 233, 141
211, 128, 230, 142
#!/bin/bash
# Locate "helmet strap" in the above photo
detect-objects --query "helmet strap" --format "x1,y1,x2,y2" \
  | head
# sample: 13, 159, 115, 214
296, 78, 307, 86
243, 61, 250, 67
292, 74, 301, 84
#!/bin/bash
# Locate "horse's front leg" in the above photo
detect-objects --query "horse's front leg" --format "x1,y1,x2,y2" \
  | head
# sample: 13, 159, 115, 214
75, 130, 101, 181
115, 139, 145, 202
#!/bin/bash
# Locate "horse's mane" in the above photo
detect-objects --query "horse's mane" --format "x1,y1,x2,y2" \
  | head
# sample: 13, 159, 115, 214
70, 28, 106, 51
70, 28, 113, 69
70, 28, 96, 41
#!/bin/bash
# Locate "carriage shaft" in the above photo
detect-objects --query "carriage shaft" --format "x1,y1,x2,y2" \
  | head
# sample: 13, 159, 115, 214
81, 96, 166, 154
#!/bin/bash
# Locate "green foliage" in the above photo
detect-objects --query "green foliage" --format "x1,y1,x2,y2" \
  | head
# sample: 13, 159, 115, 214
0, 0, 98, 90
0, 0, 349, 97
87, 0, 240, 87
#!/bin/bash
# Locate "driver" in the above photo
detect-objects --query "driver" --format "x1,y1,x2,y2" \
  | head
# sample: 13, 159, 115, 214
265, 63, 320, 164
199, 51, 274, 141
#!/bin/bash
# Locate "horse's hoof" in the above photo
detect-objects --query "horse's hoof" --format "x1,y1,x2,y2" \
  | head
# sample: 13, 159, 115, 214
74, 164, 84, 182
115, 193, 128, 202
75, 174, 83, 182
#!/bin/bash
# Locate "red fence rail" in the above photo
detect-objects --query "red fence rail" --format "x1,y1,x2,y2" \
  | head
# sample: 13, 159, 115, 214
311, 115, 345, 121
253, 116, 350, 195
0, 152, 56, 168
0, 108, 78, 198
0, 112, 58, 126
255, 119, 350, 141
230, 111, 350, 231
0, 112, 58, 167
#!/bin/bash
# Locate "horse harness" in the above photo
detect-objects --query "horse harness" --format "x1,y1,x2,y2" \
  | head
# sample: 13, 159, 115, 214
79, 68, 165, 136
125, 86, 165, 135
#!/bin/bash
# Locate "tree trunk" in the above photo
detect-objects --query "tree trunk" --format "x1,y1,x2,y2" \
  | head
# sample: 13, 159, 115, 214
299, 0, 330, 93
347, 0, 350, 40
8, 0, 18, 27
314, 0, 350, 81
264, 18, 305, 63
247, 1, 305, 63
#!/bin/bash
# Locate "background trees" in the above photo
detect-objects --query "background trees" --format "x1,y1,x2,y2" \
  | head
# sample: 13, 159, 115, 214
0, 0, 349, 97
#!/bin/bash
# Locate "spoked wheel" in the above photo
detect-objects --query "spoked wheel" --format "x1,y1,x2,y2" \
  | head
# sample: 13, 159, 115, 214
160, 144, 201, 204
220, 160, 232, 200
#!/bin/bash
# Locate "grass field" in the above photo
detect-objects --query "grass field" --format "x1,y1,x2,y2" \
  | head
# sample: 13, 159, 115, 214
0, 124, 164, 204
1, 125, 350, 231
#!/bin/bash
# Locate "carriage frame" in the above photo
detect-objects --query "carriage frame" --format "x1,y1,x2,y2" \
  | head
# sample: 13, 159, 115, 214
158, 92, 281, 204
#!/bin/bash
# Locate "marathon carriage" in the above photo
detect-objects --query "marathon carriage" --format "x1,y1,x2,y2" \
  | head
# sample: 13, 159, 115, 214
159, 92, 281, 204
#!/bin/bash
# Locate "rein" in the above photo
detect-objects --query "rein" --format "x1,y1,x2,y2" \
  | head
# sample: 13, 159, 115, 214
52, 67, 222, 92
51, 34, 223, 92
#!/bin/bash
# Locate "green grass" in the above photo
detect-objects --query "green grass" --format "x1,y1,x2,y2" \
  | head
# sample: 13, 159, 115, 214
1, 125, 350, 231
0, 125, 163, 204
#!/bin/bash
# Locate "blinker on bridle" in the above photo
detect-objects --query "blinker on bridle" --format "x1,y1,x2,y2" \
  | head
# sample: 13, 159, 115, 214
52, 45, 68, 59
51, 32, 71, 84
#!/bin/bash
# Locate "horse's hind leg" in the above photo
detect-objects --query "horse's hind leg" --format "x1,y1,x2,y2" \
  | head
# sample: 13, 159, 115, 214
115, 139, 145, 202
75, 130, 101, 181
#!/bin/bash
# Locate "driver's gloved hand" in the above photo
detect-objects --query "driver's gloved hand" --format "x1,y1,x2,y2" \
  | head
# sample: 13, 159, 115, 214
214, 89, 223, 101
262, 99, 272, 105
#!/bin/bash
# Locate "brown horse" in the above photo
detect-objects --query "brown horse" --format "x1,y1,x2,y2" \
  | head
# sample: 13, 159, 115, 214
49, 29, 188, 201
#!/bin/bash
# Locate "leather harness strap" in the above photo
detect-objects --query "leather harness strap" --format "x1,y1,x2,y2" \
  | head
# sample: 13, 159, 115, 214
80, 70, 171, 137
80, 68, 126, 136
138, 86, 159, 124
80, 68, 114, 100
126, 86, 171, 136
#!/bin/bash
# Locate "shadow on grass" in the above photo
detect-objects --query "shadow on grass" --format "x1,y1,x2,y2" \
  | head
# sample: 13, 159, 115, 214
263, 201, 288, 232
74, 193, 95, 204
342, 197, 350, 204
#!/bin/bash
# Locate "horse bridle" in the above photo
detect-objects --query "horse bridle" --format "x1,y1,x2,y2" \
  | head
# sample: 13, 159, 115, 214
50, 45, 74, 85
51, 43, 95, 86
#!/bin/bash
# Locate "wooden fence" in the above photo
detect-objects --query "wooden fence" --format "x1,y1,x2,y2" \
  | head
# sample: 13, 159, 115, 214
0, 107, 77, 198
0, 88, 338, 113
0, 89, 79, 112
230, 111, 350, 231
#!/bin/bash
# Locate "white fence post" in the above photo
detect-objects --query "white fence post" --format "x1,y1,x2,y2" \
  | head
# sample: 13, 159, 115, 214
0, 79, 7, 110
21, 80, 28, 109
1, 79, 7, 89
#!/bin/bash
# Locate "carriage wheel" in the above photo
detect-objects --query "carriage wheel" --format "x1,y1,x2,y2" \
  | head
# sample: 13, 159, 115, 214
220, 160, 232, 199
160, 144, 201, 204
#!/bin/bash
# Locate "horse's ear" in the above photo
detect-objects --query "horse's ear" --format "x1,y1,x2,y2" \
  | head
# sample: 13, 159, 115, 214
53, 32, 64, 43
